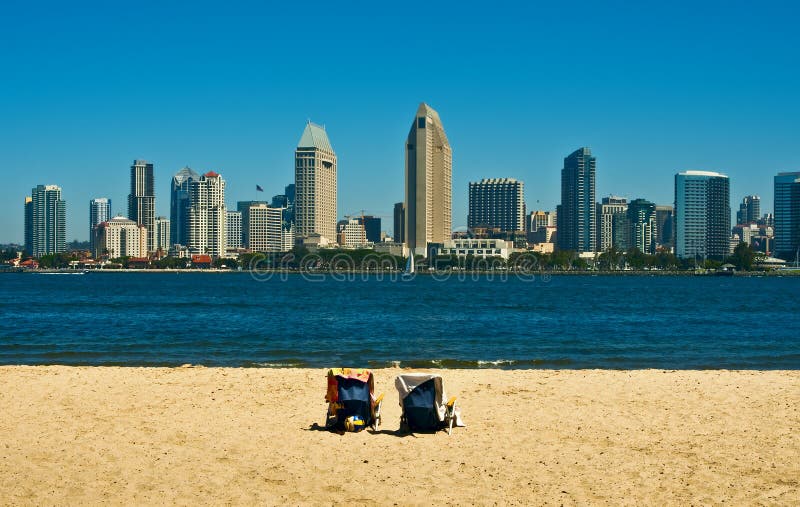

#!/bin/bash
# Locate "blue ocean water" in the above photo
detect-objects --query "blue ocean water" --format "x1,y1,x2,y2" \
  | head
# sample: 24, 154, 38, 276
0, 272, 798, 369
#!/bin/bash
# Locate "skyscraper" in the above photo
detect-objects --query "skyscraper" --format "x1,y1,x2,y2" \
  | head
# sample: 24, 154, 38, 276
393, 202, 405, 244
24, 197, 33, 255
295, 122, 337, 241
405, 103, 452, 256
468, 178, 525, 232
243, 203, 293, 252
654, 205, 674, 250
29, 184, 66, 257
171, 166, 200, 247
674, 170, 731, 259
89, 198, 111, 254
128, 160, 155, 253
774, 172, 800, 260
736, 195, 761, 224
557, 147, 596, 253
187, 171, 227, 257
153, 216, 171, 252
596, 196, 627, 252
357, 215, 382, 243
627, 198, 657, 254
226, 210, 242, 250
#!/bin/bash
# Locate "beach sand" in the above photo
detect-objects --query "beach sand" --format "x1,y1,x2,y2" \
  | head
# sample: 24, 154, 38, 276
1, 367, 798, 505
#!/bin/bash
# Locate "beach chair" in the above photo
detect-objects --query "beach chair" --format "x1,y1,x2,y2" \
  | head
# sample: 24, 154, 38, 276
395, 373, 464, 435
325, 368, 384, 432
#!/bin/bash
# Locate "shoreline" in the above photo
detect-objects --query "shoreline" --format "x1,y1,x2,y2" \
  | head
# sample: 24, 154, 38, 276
5, 268, 800, 276
2, 366, 797, 504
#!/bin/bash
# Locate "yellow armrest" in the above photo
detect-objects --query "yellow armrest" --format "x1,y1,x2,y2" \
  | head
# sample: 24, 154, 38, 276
446, 396, 457, 407
374, 393, 385, 405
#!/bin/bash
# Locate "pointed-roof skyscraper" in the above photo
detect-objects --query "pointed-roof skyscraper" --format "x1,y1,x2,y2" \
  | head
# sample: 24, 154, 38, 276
295, 121, 337, 241
405, 103, 452, 256
171, 166, 200, 247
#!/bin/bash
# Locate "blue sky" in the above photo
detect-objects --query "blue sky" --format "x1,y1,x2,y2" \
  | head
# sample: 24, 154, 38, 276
2, 0, 798, 242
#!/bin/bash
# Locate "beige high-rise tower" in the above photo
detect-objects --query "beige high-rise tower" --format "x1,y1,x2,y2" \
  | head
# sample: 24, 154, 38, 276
405, 103, 452, 256
295, 121, 337, 241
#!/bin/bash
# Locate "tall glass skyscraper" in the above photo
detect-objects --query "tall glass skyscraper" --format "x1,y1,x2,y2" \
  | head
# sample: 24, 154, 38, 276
674, 170, 730, 259
557, 147, 596, 253
128, 160, 155, 253
28, 184, 66, 257
405, 103, 452, 256
170, 166, 200, 247
736, 195, 761, 225
295, 122, 337, 241
89, 198, 111, 253
774, 172, 800, 260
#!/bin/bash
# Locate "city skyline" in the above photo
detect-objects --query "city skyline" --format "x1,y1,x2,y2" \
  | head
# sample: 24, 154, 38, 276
2, 2, 799, 244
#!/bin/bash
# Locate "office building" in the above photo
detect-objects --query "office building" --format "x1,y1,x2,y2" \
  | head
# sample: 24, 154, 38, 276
28, 184, 66, 258
357, 215, 381, 243
153, 216, 171, 252
128, 160, 155, 253
596, 196, 628, 252
226, 210, 242, 249
405, 103, 452, 256
89, 198, 112, 254
627, 198, 657, 254
774, 172, 800, 260
170, 166, 200, 247
468, 178, 525, 232
393, 202, 405, 244
338, 218, 367, 247
440, 238, 513, 260
94, 216, 147, 259
674, 170, 730, 259
655, 205, 674, 250
736, 195, 761, 225
527, 210, 556, 232
187, 171, 227, 257
557, 147, 596, 253
244, 203, 293, 252
295, 122, 337, 241
24, 197, 33, 255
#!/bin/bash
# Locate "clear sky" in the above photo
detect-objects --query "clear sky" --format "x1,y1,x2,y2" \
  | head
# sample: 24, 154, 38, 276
2, 0, 799, 243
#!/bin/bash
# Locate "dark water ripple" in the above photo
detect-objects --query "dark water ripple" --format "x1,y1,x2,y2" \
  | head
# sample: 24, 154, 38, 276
0, 272, 799, 369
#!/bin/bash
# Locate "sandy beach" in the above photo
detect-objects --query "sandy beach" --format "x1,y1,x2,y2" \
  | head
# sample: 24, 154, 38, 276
1, 367, 798, 505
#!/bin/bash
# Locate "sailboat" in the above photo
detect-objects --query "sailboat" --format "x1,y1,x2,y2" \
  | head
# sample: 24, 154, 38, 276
404, 251, 415, 274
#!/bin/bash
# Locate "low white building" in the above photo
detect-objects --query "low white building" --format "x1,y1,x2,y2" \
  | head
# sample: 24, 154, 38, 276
94, 216, 148, 259
439, 238, 513, 260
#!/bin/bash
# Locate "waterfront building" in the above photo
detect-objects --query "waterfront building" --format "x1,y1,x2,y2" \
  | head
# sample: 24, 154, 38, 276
226, 210, 242, 249
28, 184, 66, 258
736, 195, 761, 225
439, 238, 513, 260
128, 160, 156, 253
358, 215, 381, 243
187, 171, 226, 257
242, 203, 293, 252
393, 202, 405, 244
89, 198, 111, 255
295, 122, 337, 242
527, 210, 555, 232
170, 166, 200, 248
153, 216, 170, 252
468, 178, 525, 232
557, 147, 597, 253
405, 103, 452, 257
338, 218, 367, 247
94, 216, 147, 258
627, 198, 657, 254
24, 197, 33, 255
774, 172, 800, 260
674, 170, 730, 259
596, 196, 627, 252
655, 205, 674, 250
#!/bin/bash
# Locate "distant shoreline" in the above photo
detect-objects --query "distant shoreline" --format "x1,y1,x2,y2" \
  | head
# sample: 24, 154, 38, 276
5, 268, 799, 276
